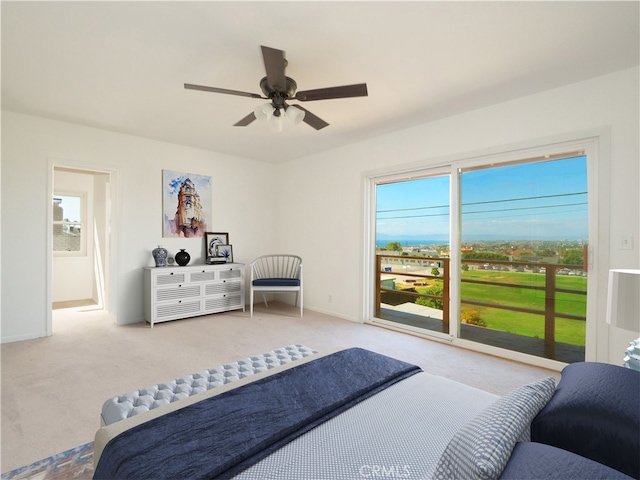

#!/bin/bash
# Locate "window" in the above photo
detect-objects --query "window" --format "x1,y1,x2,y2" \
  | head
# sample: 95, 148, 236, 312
458, 153, 588, 362
369, 141, 595, 365
375, 173, 451, 337
53, 194, 86, 255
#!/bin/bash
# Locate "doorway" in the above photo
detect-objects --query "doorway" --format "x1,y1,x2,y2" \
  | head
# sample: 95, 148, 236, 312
49, 164, 115, 329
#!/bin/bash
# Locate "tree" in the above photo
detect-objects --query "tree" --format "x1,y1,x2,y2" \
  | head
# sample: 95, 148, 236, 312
461, 263, 469, 272
561, 249, 583, 267
386, 241, 403, 252
461, 251, 509, 261
431, 267, 440, 277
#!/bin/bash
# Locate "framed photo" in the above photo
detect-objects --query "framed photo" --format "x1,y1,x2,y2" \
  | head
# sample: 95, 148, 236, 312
215, 244, 233, 263
205, 232, 229, 256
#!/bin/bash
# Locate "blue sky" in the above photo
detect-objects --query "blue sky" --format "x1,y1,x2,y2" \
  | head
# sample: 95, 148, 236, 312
55, 195, 81, 222
376, 156, 588, 242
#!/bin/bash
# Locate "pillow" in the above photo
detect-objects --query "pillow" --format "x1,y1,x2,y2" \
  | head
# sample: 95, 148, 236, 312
433, 376, 556, 480
500, 442, 635, 480
531, 362, 640, 479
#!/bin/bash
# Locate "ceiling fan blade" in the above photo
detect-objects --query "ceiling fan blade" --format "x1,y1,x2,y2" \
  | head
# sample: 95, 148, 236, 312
184, 83, 264, 99
292, 105, 329, 130
233, 112, 256, 126
295, 83, 368, 102
261, 46, 287, 91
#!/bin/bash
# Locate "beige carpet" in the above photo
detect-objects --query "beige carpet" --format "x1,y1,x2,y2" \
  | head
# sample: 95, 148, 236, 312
1, 303, 557, 474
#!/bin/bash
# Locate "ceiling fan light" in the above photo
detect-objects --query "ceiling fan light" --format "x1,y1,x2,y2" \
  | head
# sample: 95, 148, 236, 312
286, 105, 305, 126
254, 103, 273, 122
268, 114, 283, 132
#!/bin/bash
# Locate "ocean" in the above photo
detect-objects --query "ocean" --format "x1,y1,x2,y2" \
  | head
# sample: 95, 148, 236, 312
375, 238, 448, 247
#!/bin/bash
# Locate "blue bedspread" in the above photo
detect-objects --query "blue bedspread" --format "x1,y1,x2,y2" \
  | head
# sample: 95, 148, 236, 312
93, 348, 422, 480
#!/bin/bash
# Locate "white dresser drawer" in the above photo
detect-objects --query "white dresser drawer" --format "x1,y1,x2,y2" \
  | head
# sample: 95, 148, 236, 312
144, 263, 245, 327
155, 299, 202, 320
155, 284, 201, 302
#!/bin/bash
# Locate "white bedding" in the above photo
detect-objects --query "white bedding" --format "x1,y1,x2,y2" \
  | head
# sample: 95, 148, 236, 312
234, 372, 498, 480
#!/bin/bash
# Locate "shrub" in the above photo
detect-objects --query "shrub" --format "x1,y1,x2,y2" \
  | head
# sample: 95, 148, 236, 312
461, 309, 486, 327
416, 282, 443, 310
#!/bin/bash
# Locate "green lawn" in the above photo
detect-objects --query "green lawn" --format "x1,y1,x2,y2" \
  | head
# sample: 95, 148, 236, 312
416, 270, 587, 346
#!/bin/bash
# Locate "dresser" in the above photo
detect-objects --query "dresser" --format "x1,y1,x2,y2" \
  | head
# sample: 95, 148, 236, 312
143, 263, 245, 327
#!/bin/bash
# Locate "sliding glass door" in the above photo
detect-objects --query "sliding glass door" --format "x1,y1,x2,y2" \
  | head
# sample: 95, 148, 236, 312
370, 149, 590, 364
458, 154, 588, 363
375, 172, 451, 336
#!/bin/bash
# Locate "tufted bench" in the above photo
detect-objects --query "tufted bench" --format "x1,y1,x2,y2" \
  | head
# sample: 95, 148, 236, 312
100, 344, 317, 426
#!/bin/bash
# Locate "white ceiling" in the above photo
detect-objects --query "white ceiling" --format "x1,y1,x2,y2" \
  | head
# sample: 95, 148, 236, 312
2, 1, 638, 163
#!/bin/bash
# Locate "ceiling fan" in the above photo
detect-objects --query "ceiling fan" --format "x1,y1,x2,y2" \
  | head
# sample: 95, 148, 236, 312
184, 46, 368, 131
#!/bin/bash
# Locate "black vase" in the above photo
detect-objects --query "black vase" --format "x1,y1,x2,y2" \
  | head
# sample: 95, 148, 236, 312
175, 249, 190, 266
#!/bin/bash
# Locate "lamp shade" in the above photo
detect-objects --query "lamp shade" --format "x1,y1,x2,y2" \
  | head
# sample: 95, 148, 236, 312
268, 114, 283, 132
254, 103, 273, 122
606, 269, 640, 332
286, 105, 305, 125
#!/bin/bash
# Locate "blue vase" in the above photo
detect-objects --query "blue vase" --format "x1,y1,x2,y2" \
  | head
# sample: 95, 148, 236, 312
152, 245, 168, 267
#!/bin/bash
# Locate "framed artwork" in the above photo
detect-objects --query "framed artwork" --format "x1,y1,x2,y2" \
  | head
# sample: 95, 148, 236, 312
205, 232, 229, 256
163, 170, 212, 238
215, 244, 234, 263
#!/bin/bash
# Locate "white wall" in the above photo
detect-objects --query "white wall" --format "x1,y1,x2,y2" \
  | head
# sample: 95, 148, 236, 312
1, 112, 277, 342
2, 67, 638, 364
277, 67, 640, 364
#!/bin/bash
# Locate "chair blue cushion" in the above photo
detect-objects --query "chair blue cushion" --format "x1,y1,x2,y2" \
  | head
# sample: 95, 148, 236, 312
531, 362, 640, 479
500, 442, 635, 480
252, 278, 300, 287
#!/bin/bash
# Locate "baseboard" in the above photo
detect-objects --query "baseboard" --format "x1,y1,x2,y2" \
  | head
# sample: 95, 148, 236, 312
303, 305, 361, 323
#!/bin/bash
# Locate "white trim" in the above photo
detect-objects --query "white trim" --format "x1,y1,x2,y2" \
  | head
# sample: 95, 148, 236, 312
366, 318, 565, 371
361, 175, 375, 322
47, 158, 120, 334
46, 162, 54, 336
305, 305, 361, 324
449, 164, 461, 342
586, 134, 609, 361
369, 318, 454, 343
453, 337, 567, 371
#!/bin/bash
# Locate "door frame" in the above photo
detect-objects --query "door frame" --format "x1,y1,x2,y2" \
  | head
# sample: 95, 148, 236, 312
362, 128, 611, 370
46, 157, 119, 335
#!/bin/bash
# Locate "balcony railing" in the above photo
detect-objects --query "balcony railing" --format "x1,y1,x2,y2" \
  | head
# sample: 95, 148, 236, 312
376, 254, 587, 361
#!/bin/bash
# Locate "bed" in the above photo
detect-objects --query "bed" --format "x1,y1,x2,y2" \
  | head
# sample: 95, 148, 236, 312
93, 347, 639, 480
